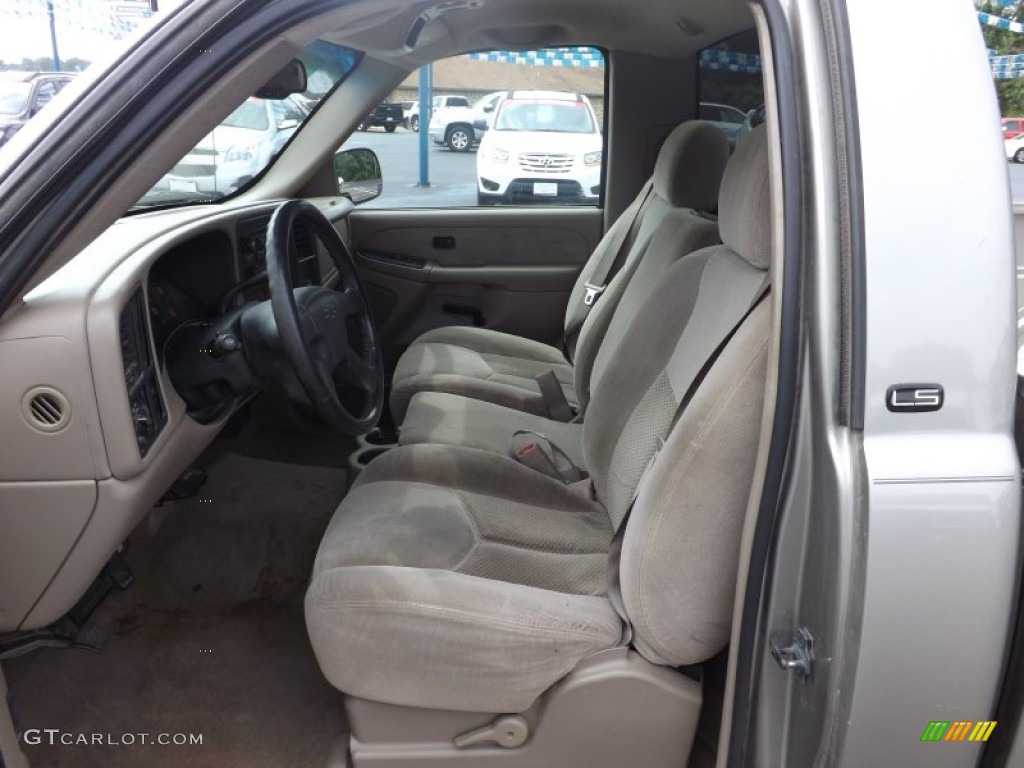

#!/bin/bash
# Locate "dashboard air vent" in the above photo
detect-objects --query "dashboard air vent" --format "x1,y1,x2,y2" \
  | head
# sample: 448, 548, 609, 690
23, 387, 70, 432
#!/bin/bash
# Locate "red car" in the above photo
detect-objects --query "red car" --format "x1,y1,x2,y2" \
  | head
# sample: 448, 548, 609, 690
1003, 116, 1024, 138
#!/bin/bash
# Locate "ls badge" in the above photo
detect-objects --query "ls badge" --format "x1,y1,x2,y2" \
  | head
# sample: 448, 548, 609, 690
886, 384, 944, 413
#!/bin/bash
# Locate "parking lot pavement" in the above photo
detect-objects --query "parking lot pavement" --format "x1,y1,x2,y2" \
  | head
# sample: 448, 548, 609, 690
339, 128, 480, 208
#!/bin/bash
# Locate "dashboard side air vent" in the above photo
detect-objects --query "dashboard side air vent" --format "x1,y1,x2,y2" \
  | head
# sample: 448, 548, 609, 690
23, 387, 70, 432
120, 286, 167, 457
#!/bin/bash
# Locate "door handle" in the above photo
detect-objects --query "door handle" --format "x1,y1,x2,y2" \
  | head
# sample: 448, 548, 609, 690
443, 303, 485, 327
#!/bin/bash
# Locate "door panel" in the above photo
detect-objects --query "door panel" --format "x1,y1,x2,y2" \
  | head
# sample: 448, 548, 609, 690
347, 207, 601, 363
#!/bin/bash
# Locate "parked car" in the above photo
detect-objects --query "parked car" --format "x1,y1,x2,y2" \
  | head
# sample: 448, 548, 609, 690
399, 100, 416, 129
1007, 133, 1024, 163
1004, 116, 1024, 138
358, 100, 404, 132
157, 95, 308, 195
428, 91, 504, 151
476, 90, 602, 204
698, 101, 753, 148
0, 71, 74, 147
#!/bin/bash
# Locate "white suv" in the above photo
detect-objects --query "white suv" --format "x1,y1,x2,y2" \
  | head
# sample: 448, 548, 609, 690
476, 91, 602, 205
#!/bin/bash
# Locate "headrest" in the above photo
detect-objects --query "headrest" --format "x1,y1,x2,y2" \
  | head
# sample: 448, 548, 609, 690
718, 124, 771, 269
652, 121, 730, 212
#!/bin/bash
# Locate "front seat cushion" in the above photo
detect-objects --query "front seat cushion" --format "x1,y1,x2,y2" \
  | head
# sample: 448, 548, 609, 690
305, 444, 621, 713
390, 326, 575, 423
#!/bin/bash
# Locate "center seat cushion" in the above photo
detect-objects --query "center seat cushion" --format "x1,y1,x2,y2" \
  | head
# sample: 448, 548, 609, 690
305, 443, 621, 713
398, 390, 586, 468
388, 120, 730, 423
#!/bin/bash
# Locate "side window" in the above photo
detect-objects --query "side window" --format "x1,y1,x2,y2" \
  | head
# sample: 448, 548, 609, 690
697, 30, 763, 153
340, 47, 606, 209
32, 81, 57, 114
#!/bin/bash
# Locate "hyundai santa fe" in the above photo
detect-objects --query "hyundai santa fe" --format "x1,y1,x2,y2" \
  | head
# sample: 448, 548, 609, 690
476, 90, 602, 205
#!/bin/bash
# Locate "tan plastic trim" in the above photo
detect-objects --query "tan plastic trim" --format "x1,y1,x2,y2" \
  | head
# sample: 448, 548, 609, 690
345, 648, 702, 767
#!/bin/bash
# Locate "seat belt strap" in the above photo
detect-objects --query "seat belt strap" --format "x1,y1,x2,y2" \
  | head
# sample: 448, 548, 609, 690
535, 369, 575, 422
605, 281, 772, 644
561, 179, 656, 358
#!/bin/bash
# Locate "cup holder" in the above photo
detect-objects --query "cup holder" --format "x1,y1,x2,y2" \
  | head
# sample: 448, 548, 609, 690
356, 447, 389, 466
348, 444, 393, 483
356, 427, 399, 453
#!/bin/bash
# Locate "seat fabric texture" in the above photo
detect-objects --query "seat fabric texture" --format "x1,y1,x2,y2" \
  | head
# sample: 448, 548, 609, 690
396, 125, 750, 465
388, 120, 730, 422
399, 390, 586, 468
306, 126, 772, 714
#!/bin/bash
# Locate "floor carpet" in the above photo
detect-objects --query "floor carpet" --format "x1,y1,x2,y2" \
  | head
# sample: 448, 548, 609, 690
6, 605, 343, 768
4, 449, 351, 767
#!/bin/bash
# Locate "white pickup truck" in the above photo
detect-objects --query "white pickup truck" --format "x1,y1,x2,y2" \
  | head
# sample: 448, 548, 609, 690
428, 90, 505, 151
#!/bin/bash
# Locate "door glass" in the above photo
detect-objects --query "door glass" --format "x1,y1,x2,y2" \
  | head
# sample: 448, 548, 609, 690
697, 30, 763, 152
339, 46, 607, 209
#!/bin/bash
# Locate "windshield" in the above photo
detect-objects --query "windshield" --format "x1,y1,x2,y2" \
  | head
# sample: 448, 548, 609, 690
135, 39, 360, 208
494, 100, 595, 133
222, 100, 271, 131
0, 82, 32, 116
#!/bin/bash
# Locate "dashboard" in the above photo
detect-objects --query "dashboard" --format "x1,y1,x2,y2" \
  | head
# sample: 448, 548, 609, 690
0, 196, 352, 634
147, 216, 322, 356
129, 212, 326, 449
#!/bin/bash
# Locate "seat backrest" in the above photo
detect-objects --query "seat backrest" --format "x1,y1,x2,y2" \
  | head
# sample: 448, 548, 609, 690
582, 125, 772, 665
565, 122, 730, 406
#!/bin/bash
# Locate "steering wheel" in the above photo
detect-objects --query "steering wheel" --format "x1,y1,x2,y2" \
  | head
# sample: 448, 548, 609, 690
262, 199, 384, 434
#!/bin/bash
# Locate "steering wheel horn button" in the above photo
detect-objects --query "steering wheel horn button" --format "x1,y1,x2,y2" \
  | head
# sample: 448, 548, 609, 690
212, 332, 240, 355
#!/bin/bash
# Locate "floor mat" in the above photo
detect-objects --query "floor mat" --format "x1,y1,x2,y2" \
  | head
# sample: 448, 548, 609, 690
4, 450, 352, 767
5, 606, 344, 768
128, 451, 349, 612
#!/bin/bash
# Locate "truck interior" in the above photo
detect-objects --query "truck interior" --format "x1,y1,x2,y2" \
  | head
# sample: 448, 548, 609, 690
0, 0, 793, 766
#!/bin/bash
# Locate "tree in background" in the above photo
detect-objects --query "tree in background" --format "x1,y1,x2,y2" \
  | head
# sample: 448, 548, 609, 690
981, 1, 1024, 115
0, 57, 90, 73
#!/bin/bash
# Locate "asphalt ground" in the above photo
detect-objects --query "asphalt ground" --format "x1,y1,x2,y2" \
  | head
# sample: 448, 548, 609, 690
339, 126, 483, 208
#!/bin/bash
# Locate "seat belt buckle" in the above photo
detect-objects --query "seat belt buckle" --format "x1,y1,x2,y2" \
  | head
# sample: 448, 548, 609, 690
510, 431, 587, 484
583, 282, 606, 307
516, 441, 540, 460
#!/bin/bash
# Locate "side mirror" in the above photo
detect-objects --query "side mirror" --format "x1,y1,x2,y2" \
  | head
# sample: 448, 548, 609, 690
483, 104, 495, 113
334, 147, 383, 204
256, 59, 308, 99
